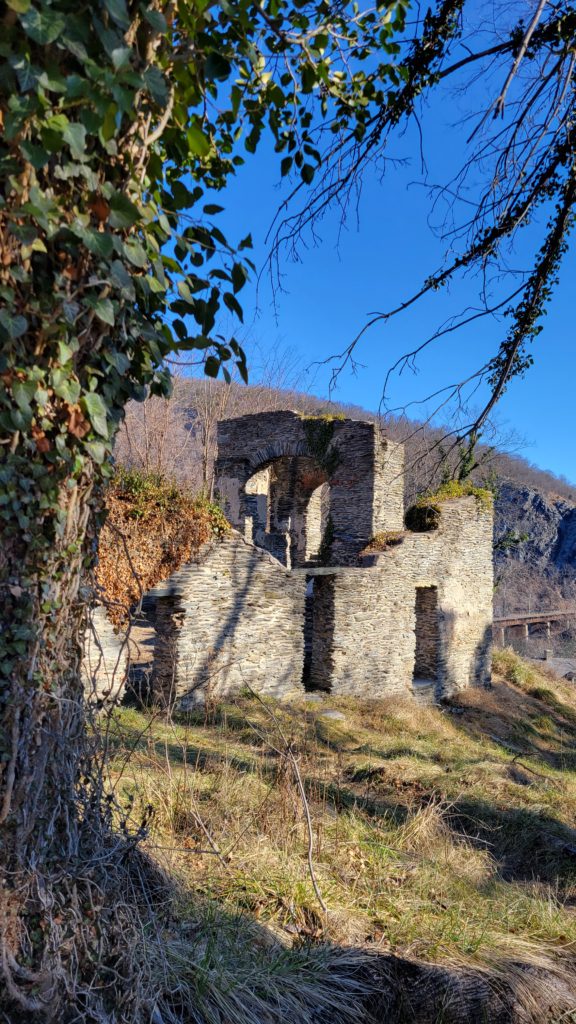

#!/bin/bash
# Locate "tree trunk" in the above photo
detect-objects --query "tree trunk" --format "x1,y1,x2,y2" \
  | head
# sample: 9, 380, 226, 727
1, 468, 93, 850
0, 460, 111, 1014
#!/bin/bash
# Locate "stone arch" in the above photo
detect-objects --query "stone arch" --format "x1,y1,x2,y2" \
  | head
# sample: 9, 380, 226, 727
242, 453, 329, 567
215, 409, 405, 565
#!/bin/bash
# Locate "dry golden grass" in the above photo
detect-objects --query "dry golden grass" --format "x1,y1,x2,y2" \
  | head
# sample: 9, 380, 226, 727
107, 651, 576, 993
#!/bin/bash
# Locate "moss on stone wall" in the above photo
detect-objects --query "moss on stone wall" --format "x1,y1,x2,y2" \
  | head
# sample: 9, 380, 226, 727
423, 480, 494, 510
300, 414, 342, 476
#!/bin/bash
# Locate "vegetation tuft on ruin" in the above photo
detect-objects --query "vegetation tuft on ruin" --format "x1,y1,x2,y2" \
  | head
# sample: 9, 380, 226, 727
406, 480, 494, 532
300, 414, 343, 476
362, 530, 406, 553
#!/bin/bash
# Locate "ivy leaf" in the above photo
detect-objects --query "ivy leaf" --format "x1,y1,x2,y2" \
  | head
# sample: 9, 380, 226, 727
108, 192, 140, 229
62, 122, 86, 159
0, 310, 28, 339
81, 393, 108, 437
82, 229, 114, 259
143, 66, 168, 105
109, 260, 135, 300
19, 141, 49, 169
104, 349, 130, 373
143, 8, 167, 32
231, 262, 248, 294
12, 379, 36, 414
223, 292, 243, 321
205, 52, 231, 82
187, 124, 211, 158
84, 440, 107, 463
123, 238, 148, 268
91, 297, 115, 326
63, 301, 80, 324
204, 355, 220, 377
53, 378, 81, 404
104, 0, 130, 29
111, 47, 132, 71
11, 57, 37, 92
20, 6, 65, 44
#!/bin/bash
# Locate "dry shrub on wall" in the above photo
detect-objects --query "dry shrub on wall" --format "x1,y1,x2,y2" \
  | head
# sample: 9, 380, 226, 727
97, 469, 229, 624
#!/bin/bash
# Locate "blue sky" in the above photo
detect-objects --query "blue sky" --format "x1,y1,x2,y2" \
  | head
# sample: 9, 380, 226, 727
205, 61, 575, 484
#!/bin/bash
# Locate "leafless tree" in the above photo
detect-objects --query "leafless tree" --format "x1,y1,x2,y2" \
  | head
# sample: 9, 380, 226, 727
115, 375, 198, 484
269, 1, 576, 467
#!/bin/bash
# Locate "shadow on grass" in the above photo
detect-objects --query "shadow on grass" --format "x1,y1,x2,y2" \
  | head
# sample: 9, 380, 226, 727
446, 797, 576, 888
448, 679, 576, 772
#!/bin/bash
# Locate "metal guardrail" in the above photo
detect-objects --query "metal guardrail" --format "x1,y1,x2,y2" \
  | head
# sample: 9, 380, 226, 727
493, 609, 576, 627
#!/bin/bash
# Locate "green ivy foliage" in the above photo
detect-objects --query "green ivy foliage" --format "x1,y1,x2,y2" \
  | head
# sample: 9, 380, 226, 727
0, 0, 410, 684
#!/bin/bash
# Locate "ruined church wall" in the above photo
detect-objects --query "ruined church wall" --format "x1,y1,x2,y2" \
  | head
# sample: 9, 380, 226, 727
215, 410, 407, 565
310, 497, 493, 698
148, 531, 306, 705
371, 437, 405, 536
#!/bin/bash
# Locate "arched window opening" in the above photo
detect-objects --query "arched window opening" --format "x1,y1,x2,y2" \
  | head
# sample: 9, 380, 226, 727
305, 482, 330, 564
242, 456, 328, 568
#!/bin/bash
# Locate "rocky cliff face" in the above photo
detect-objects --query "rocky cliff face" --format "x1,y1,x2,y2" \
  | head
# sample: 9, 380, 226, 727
494, 483, 576, 607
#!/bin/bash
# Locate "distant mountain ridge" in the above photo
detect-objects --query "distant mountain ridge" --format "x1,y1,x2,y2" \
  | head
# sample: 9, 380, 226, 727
493, 484, 576, 613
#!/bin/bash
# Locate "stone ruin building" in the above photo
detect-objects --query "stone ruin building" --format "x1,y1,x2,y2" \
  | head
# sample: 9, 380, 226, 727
85, 411, 494, 706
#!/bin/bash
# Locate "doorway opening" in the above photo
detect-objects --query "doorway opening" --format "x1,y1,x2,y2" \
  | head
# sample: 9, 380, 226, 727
413, 586, 439, 693
302, 576, 315, 689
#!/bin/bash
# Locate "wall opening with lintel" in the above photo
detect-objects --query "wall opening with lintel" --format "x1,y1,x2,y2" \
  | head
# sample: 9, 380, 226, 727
413, 586, 439, 686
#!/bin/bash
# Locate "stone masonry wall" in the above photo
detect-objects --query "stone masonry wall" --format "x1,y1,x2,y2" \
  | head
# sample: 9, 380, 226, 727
83, 605, 128, 701
372, 436, 405, 536
147, 530, 306, 706
310, 497, 493, 698
87, 415, 493, 707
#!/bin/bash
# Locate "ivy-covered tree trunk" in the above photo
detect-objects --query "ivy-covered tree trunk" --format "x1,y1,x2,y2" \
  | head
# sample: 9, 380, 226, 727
1, 462, 94, 861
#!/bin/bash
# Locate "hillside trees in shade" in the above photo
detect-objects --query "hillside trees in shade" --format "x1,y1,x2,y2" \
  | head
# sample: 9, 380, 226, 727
0, 0, 419, 1017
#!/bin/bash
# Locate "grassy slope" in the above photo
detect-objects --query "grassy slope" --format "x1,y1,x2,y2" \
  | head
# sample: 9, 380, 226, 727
106, 651, 576, 1016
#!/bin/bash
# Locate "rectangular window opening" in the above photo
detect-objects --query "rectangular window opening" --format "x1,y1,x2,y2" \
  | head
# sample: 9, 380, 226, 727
413, 585, 439, 685
302, 576, 315, 689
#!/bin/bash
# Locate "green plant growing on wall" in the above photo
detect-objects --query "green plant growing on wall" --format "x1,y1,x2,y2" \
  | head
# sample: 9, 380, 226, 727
364, 530, 405, 552
406, 480, 494, 532
302, 416, 342, 477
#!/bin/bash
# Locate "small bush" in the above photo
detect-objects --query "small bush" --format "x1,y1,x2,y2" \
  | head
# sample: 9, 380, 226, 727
97, 470, 229, 623
363, 531, 405, 552
492, 647, 541, 688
